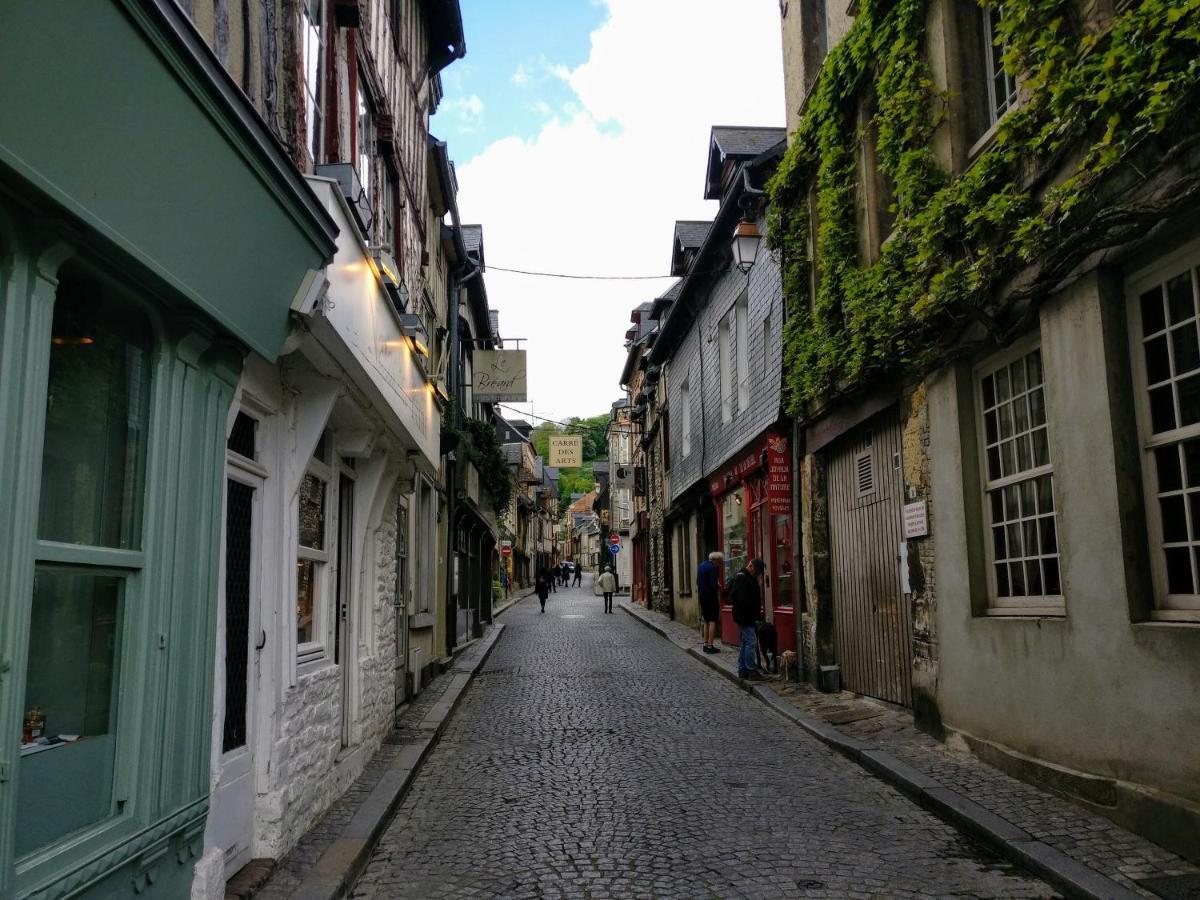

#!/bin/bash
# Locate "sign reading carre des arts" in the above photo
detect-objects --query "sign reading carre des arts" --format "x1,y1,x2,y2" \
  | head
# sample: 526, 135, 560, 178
549, 434, 583, 468
472, 350, 527, 402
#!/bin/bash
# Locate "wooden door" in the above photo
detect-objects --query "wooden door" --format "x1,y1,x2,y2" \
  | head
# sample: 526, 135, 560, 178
827, 413, 913, 706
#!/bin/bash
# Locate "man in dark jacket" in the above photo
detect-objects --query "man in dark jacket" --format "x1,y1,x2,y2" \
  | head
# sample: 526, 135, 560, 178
729, 558, 767, 679
696, 551, 724, 653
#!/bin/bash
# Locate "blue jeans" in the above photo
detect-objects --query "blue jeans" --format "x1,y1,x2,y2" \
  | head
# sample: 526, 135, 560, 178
738, 626, 757, 676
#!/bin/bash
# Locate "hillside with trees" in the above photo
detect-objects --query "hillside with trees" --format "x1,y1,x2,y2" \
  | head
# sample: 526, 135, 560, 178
530, 413, 610, 513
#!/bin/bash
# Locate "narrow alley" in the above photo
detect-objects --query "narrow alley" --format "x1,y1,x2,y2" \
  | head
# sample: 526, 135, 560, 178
349, 579, 1055, 899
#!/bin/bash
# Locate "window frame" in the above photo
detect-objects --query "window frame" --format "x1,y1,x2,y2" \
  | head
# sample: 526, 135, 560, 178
301, 0, 325, 165
718, 312, 733, 423
974, 337, 1065, 616
982, 5, 1018, 128
680, 376, 692, 458
297, 438, 333, 663
735, 292, 750, 413
1126, 238, 1200, 621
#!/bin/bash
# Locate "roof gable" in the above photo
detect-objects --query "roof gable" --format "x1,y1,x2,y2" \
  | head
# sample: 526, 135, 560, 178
705, 126, 786, 200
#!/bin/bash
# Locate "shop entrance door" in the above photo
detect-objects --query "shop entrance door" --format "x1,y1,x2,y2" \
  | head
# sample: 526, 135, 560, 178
209, 462, 261, 878
827, 413, 913, 706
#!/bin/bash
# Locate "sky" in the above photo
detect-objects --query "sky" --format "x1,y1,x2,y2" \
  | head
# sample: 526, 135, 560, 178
432, 0, 786, 427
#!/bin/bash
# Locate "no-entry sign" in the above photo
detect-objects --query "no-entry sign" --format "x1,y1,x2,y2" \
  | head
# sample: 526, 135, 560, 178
609, 532, 620, 545
501, 541, 512, 557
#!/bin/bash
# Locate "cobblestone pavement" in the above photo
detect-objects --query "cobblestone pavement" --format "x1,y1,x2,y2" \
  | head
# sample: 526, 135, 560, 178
255, 632, 499, 899
626, 602, 1197, 898
350, 584, 1057, 899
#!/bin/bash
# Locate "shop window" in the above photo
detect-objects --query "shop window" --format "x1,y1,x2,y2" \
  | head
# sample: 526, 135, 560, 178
977, 344, 1063, 613
298, 434, 331, 658
19, 270, 152, 858
1129, 255, 1200, 618
722, 490, 748, 577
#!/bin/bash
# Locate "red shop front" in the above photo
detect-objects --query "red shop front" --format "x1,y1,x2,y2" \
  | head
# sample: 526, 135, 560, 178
711, 432, 798, 653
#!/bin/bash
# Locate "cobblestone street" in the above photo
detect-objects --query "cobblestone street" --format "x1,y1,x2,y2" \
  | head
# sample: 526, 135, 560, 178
351, 582, 1057, 899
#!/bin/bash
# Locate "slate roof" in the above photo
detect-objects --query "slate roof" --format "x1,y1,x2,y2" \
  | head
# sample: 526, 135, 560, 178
649, 281, 682, 321
710, 126, 788, 157
674, 220, 711, 251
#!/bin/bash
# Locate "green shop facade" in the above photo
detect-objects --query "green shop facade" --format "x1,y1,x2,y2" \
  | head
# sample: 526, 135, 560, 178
0, 2, 337, 896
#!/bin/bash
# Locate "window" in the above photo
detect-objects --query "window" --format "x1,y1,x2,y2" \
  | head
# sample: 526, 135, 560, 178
677, 519, 693, 595
854, 442, 875, 498
681, 377, 692, 457
719, 314, 733, 423
722, 491, 748, 576
302, 0, 324, 164
982, 5, 1017, 126
356, 82, 373, 207
978, 345, 1062, 613
735, 294, 749, 413
1129, 256, 1200, 616
19, 270, 152, 857
414, 476, 435, 613
762, 313, 772, 378
297, 433, 331, 658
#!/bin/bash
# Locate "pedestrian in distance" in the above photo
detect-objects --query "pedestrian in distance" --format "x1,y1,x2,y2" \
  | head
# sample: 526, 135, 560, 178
535, 571, 550, 613
501, 567, 510, 599
729, 558, 767, 680
597, 565, 617, 614
696, 551, 724, 654
547, 565, 557, 593
572, 561, 583, 586
559, 562, 569, 586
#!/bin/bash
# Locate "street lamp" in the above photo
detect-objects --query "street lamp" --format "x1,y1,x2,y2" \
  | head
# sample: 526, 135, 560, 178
731, 218, 761, 274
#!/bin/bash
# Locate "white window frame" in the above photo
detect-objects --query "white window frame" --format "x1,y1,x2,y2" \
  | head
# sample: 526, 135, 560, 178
982, 4, 1017, 127
1126, 238, 1200, 621
974, 337, 1064, 616
302, 0, 324, 164
735, 292, 750, 413
719, 312, 733, 423
681, 377, 692, 458
297, 435, 333, 663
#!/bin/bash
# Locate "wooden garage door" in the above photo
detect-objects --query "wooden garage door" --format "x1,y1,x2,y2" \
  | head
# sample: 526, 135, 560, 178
827, 413, 913, 706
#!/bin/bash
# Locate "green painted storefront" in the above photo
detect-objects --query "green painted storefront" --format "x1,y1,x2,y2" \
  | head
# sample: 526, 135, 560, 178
0, 1, 336, 896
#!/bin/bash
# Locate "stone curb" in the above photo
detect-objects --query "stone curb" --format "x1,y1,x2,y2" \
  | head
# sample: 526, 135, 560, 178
617, 602, 1139, 900
286, 622, 507, 900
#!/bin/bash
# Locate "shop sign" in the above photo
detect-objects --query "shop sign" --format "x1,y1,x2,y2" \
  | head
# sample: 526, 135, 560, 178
767, 434, 791, 515
549, 434, 583, 467
473, 350, 527, 402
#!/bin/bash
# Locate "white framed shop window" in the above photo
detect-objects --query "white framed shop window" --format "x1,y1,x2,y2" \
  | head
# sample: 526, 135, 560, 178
297, 432, 332, 662
1127, 240, 1200, 620
975, 339, 1064, 615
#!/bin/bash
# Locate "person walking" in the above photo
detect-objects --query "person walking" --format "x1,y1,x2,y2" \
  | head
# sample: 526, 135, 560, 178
696, 551, 724, 653
729, 558, 767, 679
501, 566, 510, 599
535, 571, 550, 613
572, 561, 583, 587
547, 565, 557, 593
598, 565, 617, 614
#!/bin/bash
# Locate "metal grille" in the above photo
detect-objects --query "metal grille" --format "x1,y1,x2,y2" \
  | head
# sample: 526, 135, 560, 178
227, 411, 256, 459
223, 479, 253, 752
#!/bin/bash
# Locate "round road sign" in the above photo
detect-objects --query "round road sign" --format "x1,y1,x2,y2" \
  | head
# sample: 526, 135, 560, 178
609, 544, 621, 555
609, 533, 620, 545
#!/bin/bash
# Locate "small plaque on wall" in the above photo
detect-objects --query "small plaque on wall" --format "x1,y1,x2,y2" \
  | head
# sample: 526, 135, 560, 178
902, 500, 929, 539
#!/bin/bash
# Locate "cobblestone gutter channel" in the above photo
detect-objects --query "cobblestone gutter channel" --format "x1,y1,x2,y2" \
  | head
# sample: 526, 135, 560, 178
618, 600, 1197, 900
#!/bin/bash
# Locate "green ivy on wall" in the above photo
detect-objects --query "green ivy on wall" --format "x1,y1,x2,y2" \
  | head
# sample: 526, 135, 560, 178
767, 0, 1200, 416
454, 413, 515, 515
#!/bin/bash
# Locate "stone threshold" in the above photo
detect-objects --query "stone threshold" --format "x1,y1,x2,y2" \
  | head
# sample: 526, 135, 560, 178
278, 623, 507, 900
618, 600, 1147, 900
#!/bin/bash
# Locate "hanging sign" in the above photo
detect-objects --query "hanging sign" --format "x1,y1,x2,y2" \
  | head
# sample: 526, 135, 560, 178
767, 434, 792, 515
472, 350, 527, 402
549, 434, 583, 467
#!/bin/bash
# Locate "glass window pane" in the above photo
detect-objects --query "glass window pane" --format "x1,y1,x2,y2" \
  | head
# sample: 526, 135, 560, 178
1177, 373, 1200, 428
1173, 325, 1200, 376
982, 374, 996, 408
1025, 560, 1043, 595
1029, 388, 1046, 426
1189, 493, 1200, 541
990, 489, 1004, 523
1156, 444, 1183, 492
1185, 439, 1200, 487
1013, 395, 1030, 432
1011, 359, 1027, 395
1022, 520, 1039, 557
992, 525, 1007, 559
1150, 385, 1177, 433
995, 367, 1010, 402
1144, 335, 1170, 384
1000, 439, 1016, 477
998, 403, 1013, 439
984, 410, 998, 444
1160, 494, 1188, 543
1165, 546, 1193, 594
1167, 272, 1195, 325
17, 569, 122, 857
1006, 522, 1023, 558
1039, 515, 1057, 555
995, 563, 1010, 596
299, 473, 326, 550
987, 447, 1001, 481
39, 274, 152, 549
1032, 428, 1049, 468
1027, 349, 1043, 386
297, 560, 317, 644
1010, 561, 1026, 595
1019, 479, 1036, 517
1016, 434, 1032, 471
1043, 557, 1061, 595
1141, 286, 1166, 335
1037, 475, 1055, 513
1003, 484, 1019, 520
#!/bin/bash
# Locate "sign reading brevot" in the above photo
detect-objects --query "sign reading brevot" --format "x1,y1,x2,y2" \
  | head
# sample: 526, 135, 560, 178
548, 434, 583, 467
472, 349, 527, 402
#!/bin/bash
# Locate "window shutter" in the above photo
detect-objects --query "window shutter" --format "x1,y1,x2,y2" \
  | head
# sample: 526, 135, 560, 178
855, 448, 874, 497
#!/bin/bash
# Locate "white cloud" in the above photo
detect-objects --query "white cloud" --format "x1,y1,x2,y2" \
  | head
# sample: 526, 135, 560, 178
454, 0, 784, 424
511, 63, 530, 87
442, 93, 485, 133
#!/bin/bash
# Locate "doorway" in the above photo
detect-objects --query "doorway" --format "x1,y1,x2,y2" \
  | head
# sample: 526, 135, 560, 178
394, 497, 408, 714
335, 470, 355, 747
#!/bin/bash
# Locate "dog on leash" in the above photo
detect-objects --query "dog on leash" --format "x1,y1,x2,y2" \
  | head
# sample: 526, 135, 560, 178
779, 650, 798, 681
756, 620, 779, 673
